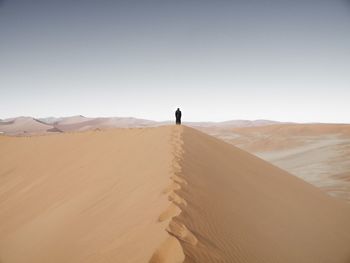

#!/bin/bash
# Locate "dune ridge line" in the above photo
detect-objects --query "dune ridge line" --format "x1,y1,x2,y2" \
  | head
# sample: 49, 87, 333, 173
149, 126, 197, 263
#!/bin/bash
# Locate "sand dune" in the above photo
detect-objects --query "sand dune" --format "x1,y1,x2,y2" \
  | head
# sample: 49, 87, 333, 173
187, 119, 282, 128
0, 116, 158, 135
0, 117, 55, 135
199, 123, 350, 202
177, 127, 350, 262
1, 126, 350, 262
199, 123, 350, 152
54, 117, 157, 132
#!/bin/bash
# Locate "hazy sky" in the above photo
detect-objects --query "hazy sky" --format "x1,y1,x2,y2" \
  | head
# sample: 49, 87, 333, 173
1, 0, 349, 122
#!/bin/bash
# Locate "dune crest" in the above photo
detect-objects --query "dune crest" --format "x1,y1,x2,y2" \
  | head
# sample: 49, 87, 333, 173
149, 126, 187, 262
151, 126, 350, 263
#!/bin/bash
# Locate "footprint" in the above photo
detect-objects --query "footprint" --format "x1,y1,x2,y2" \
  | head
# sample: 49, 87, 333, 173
158, 203, 181, 222
168, 192, 187, 206
172, 162, 182, 172
171, 175, 187, 185
163, 182, 181, 194
149, 236, 185, 263
167, 221, 198, 246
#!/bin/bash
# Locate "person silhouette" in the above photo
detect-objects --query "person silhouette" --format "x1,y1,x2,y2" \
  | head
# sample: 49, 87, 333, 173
175, 108, 182, 125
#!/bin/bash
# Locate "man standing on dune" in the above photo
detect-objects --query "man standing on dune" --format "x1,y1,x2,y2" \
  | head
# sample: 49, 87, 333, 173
175, 108, 182, 125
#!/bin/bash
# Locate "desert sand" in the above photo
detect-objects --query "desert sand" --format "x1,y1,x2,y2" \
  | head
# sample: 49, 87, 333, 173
198, 123, 350, 202
1, 126, 350, 262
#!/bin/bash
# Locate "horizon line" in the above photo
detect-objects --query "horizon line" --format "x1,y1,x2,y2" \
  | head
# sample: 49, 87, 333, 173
1, 115, 349, 125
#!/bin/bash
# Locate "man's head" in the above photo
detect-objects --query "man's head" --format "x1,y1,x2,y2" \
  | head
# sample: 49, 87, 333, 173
177, 108, 180, 110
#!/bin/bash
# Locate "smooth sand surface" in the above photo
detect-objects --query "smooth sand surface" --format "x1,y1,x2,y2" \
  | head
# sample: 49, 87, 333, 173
1, 126, 350, 262
0, 127, 176, 262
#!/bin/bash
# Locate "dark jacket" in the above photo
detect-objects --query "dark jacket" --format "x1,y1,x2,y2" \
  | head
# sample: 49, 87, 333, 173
175, 109, 182, 119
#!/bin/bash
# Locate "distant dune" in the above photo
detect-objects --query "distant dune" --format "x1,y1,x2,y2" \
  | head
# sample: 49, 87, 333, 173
0, 116, 282, 136
187, 119, 283, 128
52, 116, 157, 132
1, 126, 350, 262
0, 116, 158, 135
198, 123, 350, 202
0, 117, 55, 135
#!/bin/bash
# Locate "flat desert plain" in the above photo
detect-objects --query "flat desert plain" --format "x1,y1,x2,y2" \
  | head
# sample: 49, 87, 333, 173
1, 125, 350, 263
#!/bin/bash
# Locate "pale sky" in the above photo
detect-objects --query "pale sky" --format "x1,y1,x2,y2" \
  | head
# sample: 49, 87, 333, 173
1, 0, 349, 122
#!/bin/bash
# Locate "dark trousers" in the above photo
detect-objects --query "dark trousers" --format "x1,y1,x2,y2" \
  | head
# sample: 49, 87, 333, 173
176, 118, 181, 125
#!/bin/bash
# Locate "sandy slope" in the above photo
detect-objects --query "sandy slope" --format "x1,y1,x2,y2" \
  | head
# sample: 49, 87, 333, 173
1, 126, 350, 263
176, 127, 350, 262
0, 127, 176, 263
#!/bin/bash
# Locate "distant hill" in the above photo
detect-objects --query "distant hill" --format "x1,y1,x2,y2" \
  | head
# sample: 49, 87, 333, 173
0, 117, 54, 135
187, 119, 284, 128
0, 116, 160, 135
0, 116, 284, 135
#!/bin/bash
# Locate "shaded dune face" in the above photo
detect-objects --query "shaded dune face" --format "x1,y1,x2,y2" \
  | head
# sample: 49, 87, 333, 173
1, 126, 350, 263
177, 128, 350, 262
